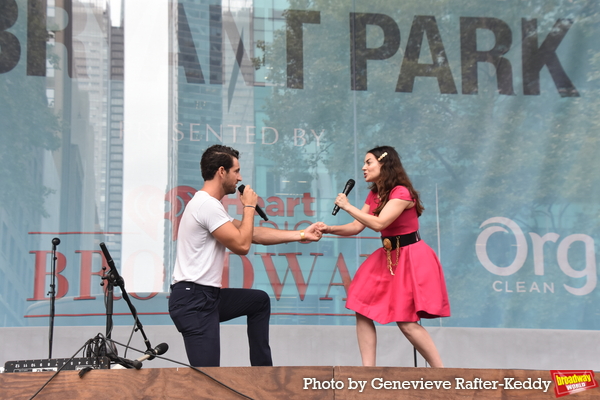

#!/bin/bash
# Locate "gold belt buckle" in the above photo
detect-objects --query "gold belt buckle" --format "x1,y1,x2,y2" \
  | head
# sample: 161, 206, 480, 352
382, 238, 395, 275
383, 238, 392, 250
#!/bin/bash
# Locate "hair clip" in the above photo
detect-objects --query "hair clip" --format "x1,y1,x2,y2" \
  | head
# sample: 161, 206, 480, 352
378, 152, 388, 161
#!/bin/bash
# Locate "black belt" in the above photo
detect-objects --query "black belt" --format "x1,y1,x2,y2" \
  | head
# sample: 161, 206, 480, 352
381, 231, 421, 250
170, 281, 220, 295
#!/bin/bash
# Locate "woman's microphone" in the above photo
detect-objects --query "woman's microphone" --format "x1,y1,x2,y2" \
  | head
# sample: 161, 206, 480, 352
332, 179, 356, 215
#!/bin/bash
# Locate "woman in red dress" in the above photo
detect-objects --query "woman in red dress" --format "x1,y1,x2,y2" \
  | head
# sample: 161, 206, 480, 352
317, 145, 450, 367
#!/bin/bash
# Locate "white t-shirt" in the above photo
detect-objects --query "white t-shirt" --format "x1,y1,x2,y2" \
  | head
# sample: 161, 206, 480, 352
172, 190, 233, 287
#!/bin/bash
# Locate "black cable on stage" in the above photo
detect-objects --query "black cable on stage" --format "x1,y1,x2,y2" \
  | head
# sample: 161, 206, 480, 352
28, 338, 95, 400
103, 286, 113, 339
108, 339, 255, 400
122, 317, 138, 359
27, 335, 254, 400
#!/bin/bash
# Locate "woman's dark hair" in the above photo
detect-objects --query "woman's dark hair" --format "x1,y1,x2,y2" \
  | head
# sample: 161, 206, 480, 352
200, 145, 240, 181
366, 145, 424, 217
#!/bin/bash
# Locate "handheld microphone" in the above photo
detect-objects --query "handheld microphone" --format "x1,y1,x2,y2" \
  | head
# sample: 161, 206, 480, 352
332, 179, 355, 216
238, 185, 269, 221
52, 237, 60, 249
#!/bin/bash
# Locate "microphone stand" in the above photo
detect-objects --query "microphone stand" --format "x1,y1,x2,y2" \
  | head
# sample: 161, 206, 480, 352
99, 243, 153, 363
48, 237, 60, 359
103, 272, 114, 341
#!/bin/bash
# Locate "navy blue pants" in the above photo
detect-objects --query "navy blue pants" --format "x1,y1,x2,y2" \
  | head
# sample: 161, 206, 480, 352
168, 282, 272, 367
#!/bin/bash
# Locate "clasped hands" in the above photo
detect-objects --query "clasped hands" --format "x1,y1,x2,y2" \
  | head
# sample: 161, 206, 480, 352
300, 222, 331, 243
301, 194, 349, 242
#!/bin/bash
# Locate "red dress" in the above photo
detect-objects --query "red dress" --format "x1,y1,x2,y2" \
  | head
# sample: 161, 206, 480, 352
345, 186, 451, 324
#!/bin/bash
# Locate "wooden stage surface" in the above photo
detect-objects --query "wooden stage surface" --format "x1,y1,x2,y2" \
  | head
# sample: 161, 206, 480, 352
1, 366, 598, 399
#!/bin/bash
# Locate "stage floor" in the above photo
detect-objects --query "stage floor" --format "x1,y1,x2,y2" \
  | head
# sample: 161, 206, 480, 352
1, 366, 599, 399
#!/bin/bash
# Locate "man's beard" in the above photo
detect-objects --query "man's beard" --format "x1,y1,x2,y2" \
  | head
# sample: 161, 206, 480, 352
224, 182, 237, 195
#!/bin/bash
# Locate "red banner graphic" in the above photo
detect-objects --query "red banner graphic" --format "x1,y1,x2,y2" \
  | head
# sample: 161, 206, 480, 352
550, 370, 599, 397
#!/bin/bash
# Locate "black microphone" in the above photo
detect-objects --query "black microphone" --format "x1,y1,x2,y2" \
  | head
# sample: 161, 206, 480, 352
140, 342, 169, 361
99, 242, 125, 287
52, 237, 60, 249
238, 185, 269, 221
111, 343, 168, 370
332, 179, 356, 216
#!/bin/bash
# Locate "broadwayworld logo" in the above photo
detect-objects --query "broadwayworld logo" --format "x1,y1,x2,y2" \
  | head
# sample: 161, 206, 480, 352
551, 370, 599, 397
